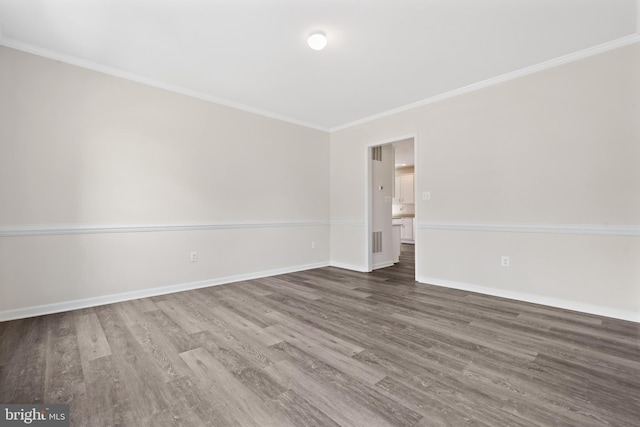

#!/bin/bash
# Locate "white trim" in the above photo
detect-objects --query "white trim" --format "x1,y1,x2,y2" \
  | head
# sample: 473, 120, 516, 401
3, 34, 637, 134
365, 146, 373, 271
366, 134, 418, 148
0, 261, 329, 322
418, 222, 640, 237
417, 276, 639, 323
329, 261, 368, 272
413, 134, 420, 280
331, 35, 640, 132
0, 221, 330, 238
0, 37, 329, 133
364, 134, 418, 273
372, 261, 395, 270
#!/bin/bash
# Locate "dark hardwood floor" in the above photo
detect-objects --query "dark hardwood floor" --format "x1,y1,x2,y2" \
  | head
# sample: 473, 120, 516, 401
1, 244, 639, 426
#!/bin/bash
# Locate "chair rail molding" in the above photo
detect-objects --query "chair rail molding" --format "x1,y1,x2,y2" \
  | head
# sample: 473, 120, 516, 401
0, 221, 330, 237
418, 222, 640, 237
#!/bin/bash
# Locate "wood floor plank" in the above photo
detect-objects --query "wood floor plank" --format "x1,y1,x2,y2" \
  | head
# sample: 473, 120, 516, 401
531, 353, 640, 421
74, 312, 112, 364
233, 279, 275, 297
212, 289, 276, 328
167, 375, 227, 427
270, 359, 393, 427
270, 342, 423, 427
82, 354, 133, 426
207, 303, 283, 347
1, 244, 638, 426
257, 276, 323, 300
188, 329, 287, 400
271, 388, 342, 427
155, 298, 204, 334
158, 300, 287, 379
128, 296, 160, 313
44, 312, 86, 422
376, 375, 499, 427
265, 309, 364, 356
0, 316, 48, 403
463, 358, 630, 427
0, 319, 24, 367
292, 277, 375, 299
266, 323, 386, 385
144, 309, 199, 354
179, 347, 295, 427
115, 302, 191, 381
172, 289, 289, 365
93, 305, 179, 423
263, 286, 520, 374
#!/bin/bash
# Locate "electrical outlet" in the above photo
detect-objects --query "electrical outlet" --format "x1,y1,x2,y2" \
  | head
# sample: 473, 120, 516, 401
422, 191, 431, 200
501, 256, 510, 267
311, 241, 317, 249
190, 251, 198, 262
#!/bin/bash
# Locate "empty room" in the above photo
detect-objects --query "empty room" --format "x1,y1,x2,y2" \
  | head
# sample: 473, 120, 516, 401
1, 1, 639, 426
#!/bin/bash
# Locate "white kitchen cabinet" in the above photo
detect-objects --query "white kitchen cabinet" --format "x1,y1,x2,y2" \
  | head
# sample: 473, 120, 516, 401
392, 217, 414, 243
393, 173, 414, 204
400, 217, 414, 243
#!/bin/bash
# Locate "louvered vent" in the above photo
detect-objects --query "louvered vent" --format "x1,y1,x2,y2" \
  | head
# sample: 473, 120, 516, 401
371, 146, 382, 161
372, 231, 383, 253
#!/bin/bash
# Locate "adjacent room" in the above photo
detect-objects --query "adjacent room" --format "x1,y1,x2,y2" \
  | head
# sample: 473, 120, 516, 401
1, 1, 639, 426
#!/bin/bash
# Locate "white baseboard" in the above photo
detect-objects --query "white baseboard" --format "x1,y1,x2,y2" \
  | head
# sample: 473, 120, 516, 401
329, 261, 369, 272
5, 263, 636, 323
0, 261, 329, 322
373, 261, 395, 270
417, 275, 640, 323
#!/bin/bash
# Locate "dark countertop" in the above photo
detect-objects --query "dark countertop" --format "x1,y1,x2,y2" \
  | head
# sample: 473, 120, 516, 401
392, 214, 415, 219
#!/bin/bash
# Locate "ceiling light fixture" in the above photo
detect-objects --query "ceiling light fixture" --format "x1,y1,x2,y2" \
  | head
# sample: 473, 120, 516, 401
307, 32, 327, 51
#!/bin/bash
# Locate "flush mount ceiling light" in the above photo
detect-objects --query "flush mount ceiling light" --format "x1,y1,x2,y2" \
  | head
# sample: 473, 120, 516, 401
307, 32, 327, 50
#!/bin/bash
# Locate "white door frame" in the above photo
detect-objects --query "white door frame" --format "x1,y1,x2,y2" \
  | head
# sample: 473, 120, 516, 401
365, 133, 419, 278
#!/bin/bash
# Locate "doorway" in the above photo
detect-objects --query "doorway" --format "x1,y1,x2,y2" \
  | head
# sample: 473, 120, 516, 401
366, 135, 418, 279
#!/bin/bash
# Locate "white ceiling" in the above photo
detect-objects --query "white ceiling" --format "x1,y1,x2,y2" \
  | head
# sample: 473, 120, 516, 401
393, 138, 414, 168
0, 1, 638, 131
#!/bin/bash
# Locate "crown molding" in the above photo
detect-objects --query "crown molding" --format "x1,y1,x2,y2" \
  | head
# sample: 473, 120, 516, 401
2, 31, 639, 135
0, 36, 330, 133
331, 34, 640, 132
